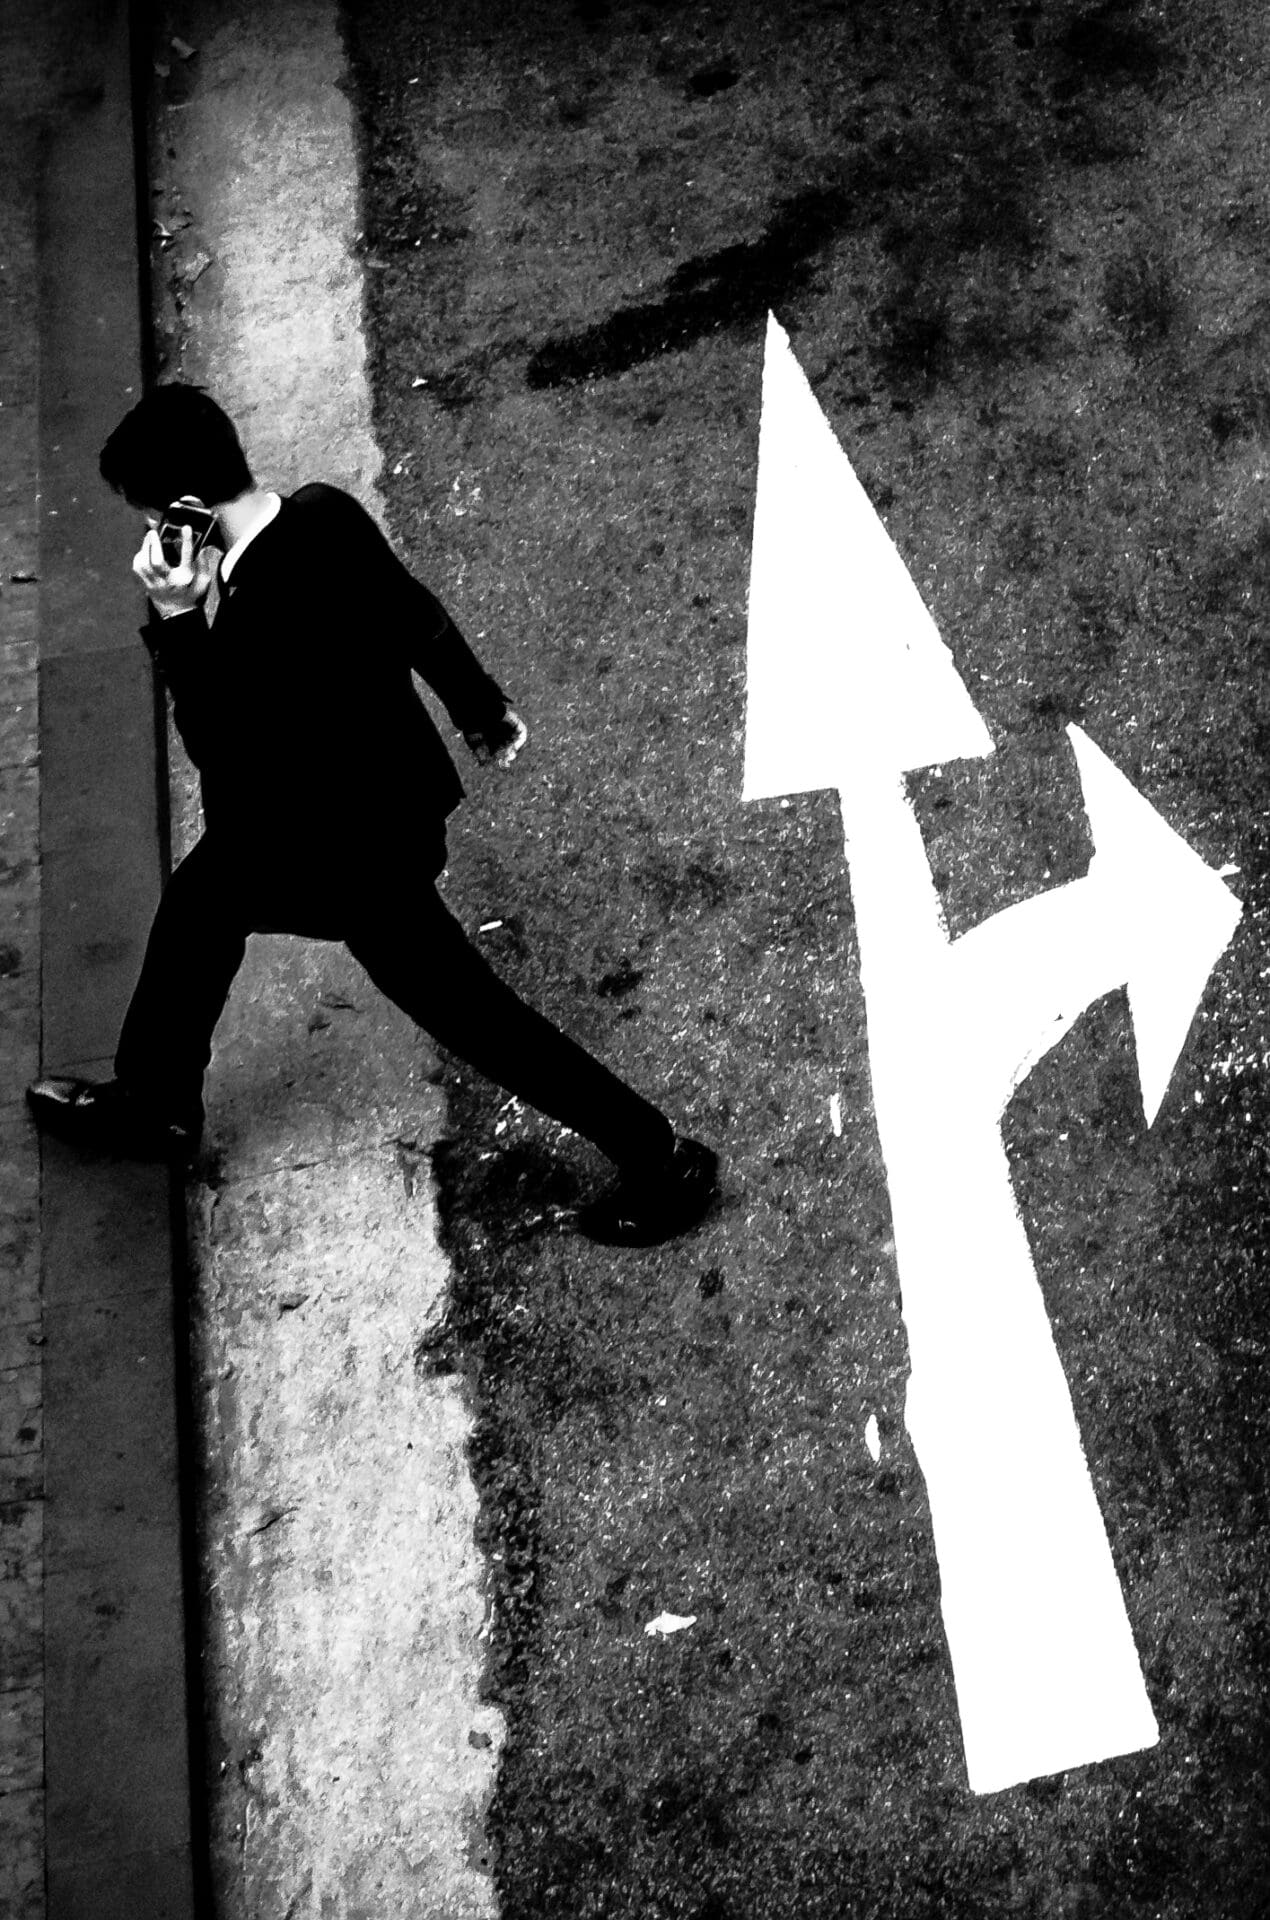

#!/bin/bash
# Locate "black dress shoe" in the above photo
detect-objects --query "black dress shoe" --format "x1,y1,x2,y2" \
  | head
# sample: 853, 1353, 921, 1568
578, 1136, 719, 1247
25, 1077, 201, 1162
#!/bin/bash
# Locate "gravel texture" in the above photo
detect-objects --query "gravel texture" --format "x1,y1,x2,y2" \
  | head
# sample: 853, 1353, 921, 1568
341, 2, 1269, 1915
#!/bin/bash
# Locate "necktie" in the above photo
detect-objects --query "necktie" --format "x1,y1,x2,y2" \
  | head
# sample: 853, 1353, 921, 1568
203, 554, 225, 626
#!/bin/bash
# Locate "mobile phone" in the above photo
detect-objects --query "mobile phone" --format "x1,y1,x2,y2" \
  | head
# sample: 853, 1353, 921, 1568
158, 499, 217, 567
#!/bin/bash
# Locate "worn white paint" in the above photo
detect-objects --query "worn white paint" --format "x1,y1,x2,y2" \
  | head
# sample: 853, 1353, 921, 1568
745, 314, 1242, 1793
162, 6, 503, 1913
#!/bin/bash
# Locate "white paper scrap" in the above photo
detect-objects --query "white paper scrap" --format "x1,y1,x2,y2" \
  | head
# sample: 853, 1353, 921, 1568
864, 1414, 881, 1462
829, 1092, 843, 1137
644, 1612, 697, 1637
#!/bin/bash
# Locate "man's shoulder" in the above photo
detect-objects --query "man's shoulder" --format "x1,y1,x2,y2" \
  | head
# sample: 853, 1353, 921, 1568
283, 483, 401, 562
287, 480, 370, 521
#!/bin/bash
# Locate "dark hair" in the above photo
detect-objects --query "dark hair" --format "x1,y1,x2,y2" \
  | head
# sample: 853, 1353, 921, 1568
99, 383, 253, 507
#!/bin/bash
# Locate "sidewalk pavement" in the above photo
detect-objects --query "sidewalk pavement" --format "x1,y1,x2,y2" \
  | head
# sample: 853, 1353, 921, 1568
2, 2, 200, 1916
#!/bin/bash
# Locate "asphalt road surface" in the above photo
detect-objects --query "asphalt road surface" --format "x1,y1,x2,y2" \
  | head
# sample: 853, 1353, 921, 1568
339, 2, 1267, 1914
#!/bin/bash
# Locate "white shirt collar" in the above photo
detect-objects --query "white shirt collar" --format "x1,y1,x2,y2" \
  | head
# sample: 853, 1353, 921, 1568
220, 491, 282, 582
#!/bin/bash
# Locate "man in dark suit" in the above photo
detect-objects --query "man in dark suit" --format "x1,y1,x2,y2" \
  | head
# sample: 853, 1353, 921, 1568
27, 385, 717, 1247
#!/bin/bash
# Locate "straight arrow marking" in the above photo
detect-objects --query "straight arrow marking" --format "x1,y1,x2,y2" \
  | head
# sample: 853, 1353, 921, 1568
746, 314, 1243, 1794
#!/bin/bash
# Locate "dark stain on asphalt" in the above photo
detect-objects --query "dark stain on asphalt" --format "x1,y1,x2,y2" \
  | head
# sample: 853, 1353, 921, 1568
595, 956, 644, 997
526, 186, 852, 387
686, 61, 740, 99
1056, 5, 1169, 91
636, 851, 732, 915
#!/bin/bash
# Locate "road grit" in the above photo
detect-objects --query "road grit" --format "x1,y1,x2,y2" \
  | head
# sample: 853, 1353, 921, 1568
149, 4, 502, 1914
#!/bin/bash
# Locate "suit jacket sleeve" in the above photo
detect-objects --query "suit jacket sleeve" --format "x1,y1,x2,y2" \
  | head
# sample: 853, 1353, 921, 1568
140, 606, 216, 768
308, 485, 510, 735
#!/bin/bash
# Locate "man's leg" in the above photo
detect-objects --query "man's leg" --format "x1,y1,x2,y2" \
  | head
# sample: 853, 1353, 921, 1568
345, 885, 677, 1173
112, 834, 249, 1128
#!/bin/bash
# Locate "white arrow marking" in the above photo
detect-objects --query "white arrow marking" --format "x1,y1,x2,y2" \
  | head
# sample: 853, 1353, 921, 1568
745, 314, 1242, 1794
949, 727, 1243, 1124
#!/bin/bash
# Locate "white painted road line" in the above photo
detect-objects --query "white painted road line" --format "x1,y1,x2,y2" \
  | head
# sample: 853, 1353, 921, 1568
744, 314, 1242, 1794
159, 4, 504, 1909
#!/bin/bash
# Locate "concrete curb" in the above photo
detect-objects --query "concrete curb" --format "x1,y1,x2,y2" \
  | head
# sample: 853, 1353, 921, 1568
2, 0, 203, 1915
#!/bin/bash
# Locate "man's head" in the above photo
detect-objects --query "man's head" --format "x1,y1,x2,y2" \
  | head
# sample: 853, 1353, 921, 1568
100, 383, 253, 513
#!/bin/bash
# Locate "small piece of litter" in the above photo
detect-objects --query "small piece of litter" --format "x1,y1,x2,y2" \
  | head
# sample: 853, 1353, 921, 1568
411, 376, 428, 387
245, 1503, 296, 1537
864, 1414, 881, 1463
479, 920, 504, 933
1217, 863, 1241, 878
829, 1092, 842, 1137
645, 1611, 697, 1637
170, 35, 197, 59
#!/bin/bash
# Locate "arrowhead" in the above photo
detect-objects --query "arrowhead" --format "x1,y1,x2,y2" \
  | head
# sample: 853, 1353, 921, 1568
1068, 725, 1243, 1125
743, 313, 993, 802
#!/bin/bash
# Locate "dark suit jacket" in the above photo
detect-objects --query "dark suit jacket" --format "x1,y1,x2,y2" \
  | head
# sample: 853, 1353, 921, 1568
142, 483, 508, 881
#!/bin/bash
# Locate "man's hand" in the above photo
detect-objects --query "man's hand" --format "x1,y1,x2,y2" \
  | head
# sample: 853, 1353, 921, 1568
133, 524, 219, 620
465, 708, 528, 768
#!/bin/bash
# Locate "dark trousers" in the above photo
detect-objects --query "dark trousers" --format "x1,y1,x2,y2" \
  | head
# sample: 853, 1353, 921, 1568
114, 834, 674, 1169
